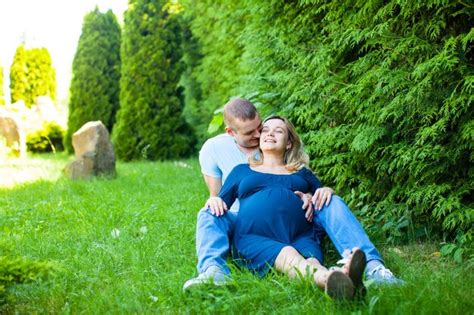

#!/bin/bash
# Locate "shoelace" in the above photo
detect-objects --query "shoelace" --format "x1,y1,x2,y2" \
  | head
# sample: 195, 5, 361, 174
336, 257, 349, 266
336, 249, 352, 266
368, 265, 394, 278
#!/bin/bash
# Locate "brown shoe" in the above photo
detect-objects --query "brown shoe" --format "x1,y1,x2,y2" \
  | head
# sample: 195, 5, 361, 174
325, 270, 355, 300
338, 248, 367, 297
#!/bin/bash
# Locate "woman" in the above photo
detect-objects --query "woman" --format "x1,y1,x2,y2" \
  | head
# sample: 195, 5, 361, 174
207, 115, 366, 300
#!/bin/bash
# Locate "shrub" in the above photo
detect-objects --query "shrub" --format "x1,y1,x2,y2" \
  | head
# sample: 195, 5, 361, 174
0, 255, 55, 305
65, 8, 121, 152
182, 0, 473, 247
0, 62, 4, 105
10, 45, 56, 107
26, 122, 64, 153
112, 0, 195, 160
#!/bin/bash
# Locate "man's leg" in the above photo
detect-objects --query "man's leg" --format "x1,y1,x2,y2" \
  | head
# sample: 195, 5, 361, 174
184, 208, 237, 290
314, 196, 383, 263
313, 196, 402, 284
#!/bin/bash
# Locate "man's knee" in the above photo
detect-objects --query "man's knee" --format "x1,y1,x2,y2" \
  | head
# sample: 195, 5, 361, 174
318, 195, 354, 221
197, 207, 233, 231
197, 207, 212, 220
325, 195, 350, 210
330, 195, 345, 205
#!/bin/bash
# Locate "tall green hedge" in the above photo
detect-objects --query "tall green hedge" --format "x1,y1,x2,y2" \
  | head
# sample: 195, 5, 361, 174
112, 0, 194, 160
9, 45, 28, 105
9, 45, 56, 107
179, 2, 246, 146
65, 8, 121, 152
0, 62, 4, 105
182, 0, 473, 248
25, 48, 56, 105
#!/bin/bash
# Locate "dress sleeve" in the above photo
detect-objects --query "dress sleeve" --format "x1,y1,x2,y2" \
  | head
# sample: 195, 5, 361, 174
218, 164, 244, 207
300, 167, 322, 193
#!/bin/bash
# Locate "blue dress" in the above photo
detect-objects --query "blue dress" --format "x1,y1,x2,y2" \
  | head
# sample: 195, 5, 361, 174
219, 164, 323, 276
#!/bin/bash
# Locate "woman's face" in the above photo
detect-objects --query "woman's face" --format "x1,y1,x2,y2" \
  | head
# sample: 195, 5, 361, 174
260, 118, 290, 153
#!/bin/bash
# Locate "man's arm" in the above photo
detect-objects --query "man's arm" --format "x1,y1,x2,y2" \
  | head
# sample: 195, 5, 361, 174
203, 175, 222, 197
202, 174, 228, 216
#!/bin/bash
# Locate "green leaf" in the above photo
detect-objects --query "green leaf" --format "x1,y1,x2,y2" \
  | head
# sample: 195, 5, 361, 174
207, 114, 224, 134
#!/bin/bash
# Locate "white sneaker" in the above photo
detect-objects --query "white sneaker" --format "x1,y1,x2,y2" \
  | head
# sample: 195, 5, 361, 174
183, 266, 228, 291
366, 265, 404, 285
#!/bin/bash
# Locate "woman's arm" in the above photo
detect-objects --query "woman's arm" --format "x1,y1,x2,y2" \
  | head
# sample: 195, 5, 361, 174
300, 168, 335, 210
206, 165, 243, 216
312, 187, 335, 210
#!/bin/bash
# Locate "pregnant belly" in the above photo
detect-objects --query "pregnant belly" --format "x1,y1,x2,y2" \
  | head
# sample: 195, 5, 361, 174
237, 189, 310, 240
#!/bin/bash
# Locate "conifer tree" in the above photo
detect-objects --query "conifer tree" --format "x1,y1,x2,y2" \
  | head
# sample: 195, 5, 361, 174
9, 45, 56, 107
10, 45, 28, 105
112, 0, 194, 160
179, 17, 205, 147
182, 0, 473, 249
25, 48, 56, 106
65, 8, 121, 152
0, 62, 4, 105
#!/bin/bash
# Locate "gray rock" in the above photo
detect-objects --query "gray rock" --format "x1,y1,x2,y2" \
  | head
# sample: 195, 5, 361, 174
0, 116, 23, 157
64, 121, 116, 179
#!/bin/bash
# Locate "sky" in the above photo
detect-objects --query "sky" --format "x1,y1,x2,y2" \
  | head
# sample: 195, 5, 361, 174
0, 0, 128, 102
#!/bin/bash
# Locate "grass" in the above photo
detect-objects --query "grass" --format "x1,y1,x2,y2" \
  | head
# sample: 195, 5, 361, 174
0, 154, 472, 314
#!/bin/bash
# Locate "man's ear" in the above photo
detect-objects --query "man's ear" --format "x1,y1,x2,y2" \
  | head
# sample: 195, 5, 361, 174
225, 127, 234, 136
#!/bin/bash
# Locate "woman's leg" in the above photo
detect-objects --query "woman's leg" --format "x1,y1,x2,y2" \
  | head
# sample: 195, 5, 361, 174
274, 246, 354, 300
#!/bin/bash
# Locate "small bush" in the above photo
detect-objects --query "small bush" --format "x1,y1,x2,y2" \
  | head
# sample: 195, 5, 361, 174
26, 122, 64, 153
0, 256, 55, 305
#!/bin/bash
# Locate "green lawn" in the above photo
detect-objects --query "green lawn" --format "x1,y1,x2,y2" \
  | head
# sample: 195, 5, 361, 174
0, 154, 472, 314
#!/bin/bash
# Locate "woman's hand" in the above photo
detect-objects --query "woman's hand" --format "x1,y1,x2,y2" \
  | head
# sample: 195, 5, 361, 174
311, 187, 334, 211
205, 196, 228, 216
294, 191, 314, 222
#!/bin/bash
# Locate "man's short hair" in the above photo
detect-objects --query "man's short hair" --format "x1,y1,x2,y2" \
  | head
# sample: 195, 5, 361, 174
223, 97, 258, 130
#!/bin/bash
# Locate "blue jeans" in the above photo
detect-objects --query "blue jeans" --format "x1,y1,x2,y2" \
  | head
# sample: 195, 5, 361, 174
195, 196, 383, 275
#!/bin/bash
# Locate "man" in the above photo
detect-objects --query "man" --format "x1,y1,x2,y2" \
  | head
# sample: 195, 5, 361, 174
183, 97, 401, 290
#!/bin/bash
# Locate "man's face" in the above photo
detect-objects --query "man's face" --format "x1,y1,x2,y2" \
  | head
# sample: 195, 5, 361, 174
226, 116, 262, 149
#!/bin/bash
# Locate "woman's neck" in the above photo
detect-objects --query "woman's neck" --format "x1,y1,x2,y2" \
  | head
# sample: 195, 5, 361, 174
262, 153, 285, 168
254, 151, 290, 174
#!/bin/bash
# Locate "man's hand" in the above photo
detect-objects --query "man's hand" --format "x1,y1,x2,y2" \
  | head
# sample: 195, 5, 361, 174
294, 191, 314, 222
311, 187, 334, 211
205, 196, 228, 216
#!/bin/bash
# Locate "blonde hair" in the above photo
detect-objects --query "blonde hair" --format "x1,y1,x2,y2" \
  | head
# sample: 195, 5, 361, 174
249, 115, 309, 172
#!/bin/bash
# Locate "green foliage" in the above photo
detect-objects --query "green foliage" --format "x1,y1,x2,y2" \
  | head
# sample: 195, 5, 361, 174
9, 45, 28, 105
65, 8, 121, 152
26, 122, 64, 153
182, 0, 473, 246
24, 48, 56, 106
112, 0, 194, 160
179, 15, 205, 147
9, 45, 56, 107
179, 1, 247, 146
0, 255, 54, 304
0, 62, 4, 105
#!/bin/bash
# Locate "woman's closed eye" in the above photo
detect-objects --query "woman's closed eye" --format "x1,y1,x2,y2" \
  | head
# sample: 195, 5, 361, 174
262, 127, 284, 134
